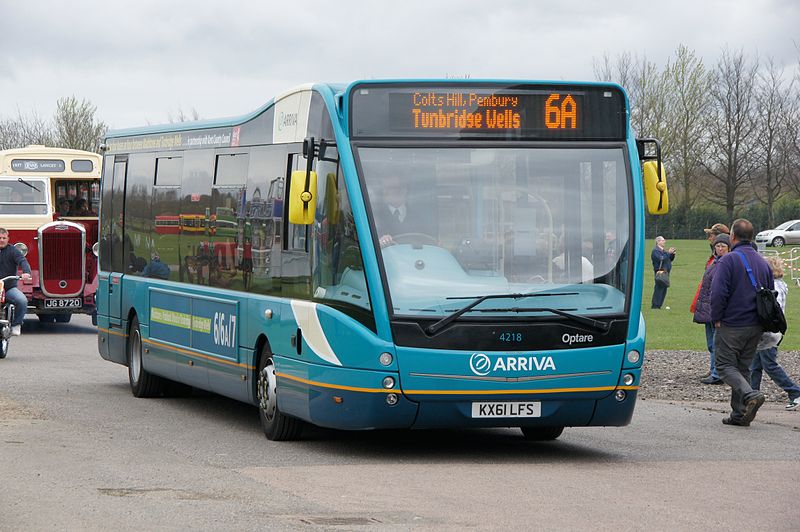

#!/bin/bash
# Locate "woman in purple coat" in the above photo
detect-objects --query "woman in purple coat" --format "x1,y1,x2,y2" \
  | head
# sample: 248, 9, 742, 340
693, 233, 730, 385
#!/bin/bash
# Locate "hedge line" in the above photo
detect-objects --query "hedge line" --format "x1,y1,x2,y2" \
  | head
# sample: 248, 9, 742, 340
645, 199, 800, 239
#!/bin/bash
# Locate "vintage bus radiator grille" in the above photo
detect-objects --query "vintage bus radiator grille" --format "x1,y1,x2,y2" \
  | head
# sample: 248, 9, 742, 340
40, 225, 85, 296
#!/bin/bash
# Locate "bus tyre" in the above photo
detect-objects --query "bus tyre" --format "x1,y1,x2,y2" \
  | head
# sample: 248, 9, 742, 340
257, 351, 303, 441
521, 426, 564, 441
128, 316, 165, 397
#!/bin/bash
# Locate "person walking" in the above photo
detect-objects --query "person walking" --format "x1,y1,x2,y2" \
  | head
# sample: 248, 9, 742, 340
710, 219, 772, 427
0, 227, 32, 336
651, 236, 676, 309
690, 223, 730, 316
750, 255, 800, 411
693, 233, 730, 385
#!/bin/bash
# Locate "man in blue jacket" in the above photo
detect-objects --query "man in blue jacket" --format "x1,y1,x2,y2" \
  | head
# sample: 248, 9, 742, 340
710, 219, 772, 427
0, 228, 32, 336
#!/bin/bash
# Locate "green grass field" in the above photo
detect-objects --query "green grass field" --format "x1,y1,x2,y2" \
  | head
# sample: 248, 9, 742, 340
641, 239, 800, 350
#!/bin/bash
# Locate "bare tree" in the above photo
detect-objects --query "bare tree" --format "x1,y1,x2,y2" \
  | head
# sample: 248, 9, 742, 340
787, 43, 800, 196
0, 109, 55, 150
594, 52, 670, 148
662, 45, 713, 208
53, 96, 107, 152
593, 51, 634, 90
702, 48, 760, 220
168, 107, 201, 123
751, 58, 794, 226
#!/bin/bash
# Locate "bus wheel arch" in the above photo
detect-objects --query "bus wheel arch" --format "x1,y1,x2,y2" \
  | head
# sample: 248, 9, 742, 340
127, 311, 165, 397
256, 342, 304, 441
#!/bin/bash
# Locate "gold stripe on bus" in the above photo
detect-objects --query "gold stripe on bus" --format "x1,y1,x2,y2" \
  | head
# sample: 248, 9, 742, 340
276, 372, 638, 395
98, 327, 128, 338
276, 372, 392, 394
402, 385, 639, 395
143, 338, 255, 370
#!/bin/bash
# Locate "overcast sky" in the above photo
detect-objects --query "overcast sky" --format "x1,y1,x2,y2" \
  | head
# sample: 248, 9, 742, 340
1, 0, 797, 130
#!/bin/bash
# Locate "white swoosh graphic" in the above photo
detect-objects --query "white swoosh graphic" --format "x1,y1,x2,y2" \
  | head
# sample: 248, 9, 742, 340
290, 300, 342, 366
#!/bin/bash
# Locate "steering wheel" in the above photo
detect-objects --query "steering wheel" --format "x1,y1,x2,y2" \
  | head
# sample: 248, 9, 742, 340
392, 233, 437, 246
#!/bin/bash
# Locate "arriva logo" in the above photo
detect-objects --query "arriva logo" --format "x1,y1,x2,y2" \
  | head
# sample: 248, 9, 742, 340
277, 111, 298, 132
469, 353, 492, 376
469, 353, 556, 376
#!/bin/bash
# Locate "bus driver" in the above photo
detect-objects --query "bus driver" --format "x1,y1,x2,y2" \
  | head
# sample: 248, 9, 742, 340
375, 175, 428, 248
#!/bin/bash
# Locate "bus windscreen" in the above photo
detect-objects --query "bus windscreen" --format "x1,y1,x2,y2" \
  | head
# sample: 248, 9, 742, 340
350, 84, 626, 140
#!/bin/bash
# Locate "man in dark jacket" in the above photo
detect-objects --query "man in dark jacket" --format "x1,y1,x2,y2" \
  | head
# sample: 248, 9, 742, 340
710, 219, 772, 426
0, 228, 32, 336
650, 236, 676, 309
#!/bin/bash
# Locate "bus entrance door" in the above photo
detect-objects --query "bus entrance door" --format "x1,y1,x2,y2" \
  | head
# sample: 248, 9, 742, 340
99, 158, 128, 364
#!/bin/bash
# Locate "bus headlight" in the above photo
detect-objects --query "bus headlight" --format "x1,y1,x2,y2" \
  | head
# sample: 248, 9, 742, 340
92, 242, 99, 257
14, 243, 28, 257
379, 352, 393, 366
623, 373, 635, 386
627, 350, 641, 364
382, 376, 395, 389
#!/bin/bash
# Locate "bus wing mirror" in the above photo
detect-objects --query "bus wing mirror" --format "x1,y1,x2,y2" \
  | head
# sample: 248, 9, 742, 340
642, 161, 669, 215
288, 170, 317, 225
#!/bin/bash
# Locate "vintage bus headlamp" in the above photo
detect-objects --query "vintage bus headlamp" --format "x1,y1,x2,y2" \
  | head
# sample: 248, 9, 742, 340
382, 376, 395, 389
92, 242, 99, 257
623, 373, 635, 386
386, 393, 399, 405
614, 389, 627, 402
627, 350, 641, 364
14, 243, 28, 257
379, 352, 393, 366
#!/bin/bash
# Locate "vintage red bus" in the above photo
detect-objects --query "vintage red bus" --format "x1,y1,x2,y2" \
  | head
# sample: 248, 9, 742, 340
0, 145, 101, 324
154, 215, 180, 234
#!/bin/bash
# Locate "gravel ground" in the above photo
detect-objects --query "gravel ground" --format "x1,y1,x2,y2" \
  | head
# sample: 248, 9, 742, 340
640, 349, 800, 406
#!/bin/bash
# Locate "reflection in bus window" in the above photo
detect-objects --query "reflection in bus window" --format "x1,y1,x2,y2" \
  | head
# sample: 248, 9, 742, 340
312, 156, 370, 316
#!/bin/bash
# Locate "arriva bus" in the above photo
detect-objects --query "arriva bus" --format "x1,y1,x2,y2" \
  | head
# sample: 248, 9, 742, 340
0, 145, 101, 324
97, 81, 669, 441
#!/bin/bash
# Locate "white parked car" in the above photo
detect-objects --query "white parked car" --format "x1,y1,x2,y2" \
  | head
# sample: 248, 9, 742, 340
755, 219, 800, 247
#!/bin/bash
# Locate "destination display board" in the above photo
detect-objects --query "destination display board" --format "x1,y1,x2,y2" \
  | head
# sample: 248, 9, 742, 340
350, 84, 626, 140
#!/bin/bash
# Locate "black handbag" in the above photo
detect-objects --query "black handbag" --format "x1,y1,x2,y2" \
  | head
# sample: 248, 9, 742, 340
734, 251, 787, 334
655, 259, 670, 287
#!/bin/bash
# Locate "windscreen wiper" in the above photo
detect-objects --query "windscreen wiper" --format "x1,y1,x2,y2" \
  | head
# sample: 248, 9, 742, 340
17, 178, 41, 192
425, 292, 578, 336
473, 306, 611, 333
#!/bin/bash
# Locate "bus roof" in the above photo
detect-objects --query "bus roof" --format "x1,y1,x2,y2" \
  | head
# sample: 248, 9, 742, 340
105, 83, 346, 139
104, 79, 626, 140
0, 145, 101, 177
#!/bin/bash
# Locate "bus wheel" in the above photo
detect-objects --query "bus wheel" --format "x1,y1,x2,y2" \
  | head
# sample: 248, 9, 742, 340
257, 350, 303, 441
128, 316, 165, 397
54, 314, 71, 323
521, 426, 564, 441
